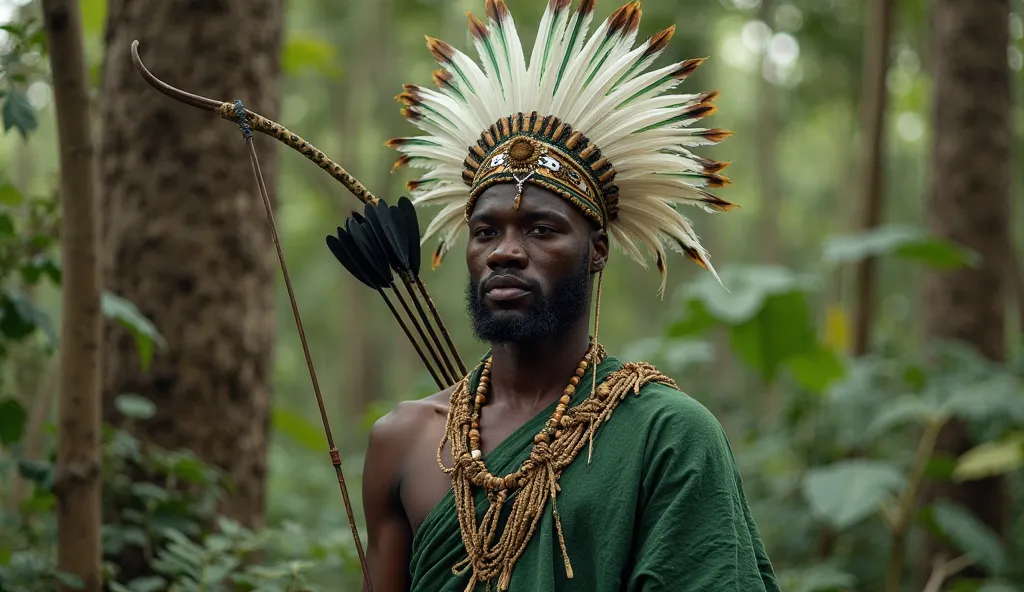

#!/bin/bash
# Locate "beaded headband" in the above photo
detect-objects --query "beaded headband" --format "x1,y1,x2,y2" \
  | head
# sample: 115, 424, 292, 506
388, 0, 737, 294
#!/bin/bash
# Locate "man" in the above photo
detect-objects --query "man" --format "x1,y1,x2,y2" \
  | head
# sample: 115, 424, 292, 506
362, 1, 780, 590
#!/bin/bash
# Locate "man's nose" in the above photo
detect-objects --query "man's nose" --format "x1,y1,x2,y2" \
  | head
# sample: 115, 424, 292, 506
486, 232, 528, 270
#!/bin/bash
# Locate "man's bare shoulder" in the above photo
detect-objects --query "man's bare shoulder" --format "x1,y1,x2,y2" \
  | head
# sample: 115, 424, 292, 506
367, 386, 454, 448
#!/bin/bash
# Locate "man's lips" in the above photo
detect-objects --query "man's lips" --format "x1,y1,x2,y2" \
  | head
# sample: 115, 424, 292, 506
484, 276, 532, 302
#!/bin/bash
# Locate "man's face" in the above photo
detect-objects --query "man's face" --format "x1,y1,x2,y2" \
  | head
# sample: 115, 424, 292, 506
465, 183, 608, 344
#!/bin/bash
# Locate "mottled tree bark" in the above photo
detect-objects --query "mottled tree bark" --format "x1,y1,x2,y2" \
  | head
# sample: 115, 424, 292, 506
920, 0, 1013, 582
100, 0, 282, 536
42, 0, 104, 589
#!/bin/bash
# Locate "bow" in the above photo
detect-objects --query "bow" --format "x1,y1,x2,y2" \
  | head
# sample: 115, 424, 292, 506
130, 40, 467, 591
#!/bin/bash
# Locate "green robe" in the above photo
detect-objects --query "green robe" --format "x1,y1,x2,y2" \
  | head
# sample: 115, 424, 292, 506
410, 356, 780, 591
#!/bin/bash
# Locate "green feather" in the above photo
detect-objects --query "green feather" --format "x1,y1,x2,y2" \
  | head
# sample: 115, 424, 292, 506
581, 34, 617, 89
553, 13, 586, 94
618, 73, 674, 108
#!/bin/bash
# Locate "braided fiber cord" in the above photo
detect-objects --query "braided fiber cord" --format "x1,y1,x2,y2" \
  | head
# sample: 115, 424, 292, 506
436, 356, 678, 591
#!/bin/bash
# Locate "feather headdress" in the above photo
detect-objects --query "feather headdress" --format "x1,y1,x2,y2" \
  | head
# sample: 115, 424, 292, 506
388, 0, 736, 294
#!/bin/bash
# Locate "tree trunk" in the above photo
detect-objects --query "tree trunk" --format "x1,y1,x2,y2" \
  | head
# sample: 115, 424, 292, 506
920, 0, 1013, 583
41, 1, 104, 590
756, 0, 781, 266
100, 0, 282, 540
851, 0, 895, 356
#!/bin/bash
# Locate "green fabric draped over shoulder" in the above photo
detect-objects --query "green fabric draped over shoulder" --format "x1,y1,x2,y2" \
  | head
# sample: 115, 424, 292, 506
409, 356, 781, 591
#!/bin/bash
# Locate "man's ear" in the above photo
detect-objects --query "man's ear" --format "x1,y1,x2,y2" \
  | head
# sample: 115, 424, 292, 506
590, 229, 609, 273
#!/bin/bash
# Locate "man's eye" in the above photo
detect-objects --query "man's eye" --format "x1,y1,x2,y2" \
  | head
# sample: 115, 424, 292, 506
473, 227, 497, 238
529, 226, 555, 235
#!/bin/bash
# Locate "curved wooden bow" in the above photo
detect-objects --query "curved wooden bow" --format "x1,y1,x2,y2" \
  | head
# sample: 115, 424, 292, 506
130, 40, 375, 590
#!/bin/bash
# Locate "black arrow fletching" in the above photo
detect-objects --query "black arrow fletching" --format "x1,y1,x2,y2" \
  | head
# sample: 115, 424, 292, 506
364, 199, 408, 273
347, 215, 393, 286
326, 228, 381, 290
397, 196, 422, 277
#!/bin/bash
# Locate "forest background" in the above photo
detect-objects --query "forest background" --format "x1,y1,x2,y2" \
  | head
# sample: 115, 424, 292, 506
0, 0, 1023, 591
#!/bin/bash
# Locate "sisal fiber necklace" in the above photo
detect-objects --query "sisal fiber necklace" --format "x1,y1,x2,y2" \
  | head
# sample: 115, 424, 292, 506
437, 341, 676, 591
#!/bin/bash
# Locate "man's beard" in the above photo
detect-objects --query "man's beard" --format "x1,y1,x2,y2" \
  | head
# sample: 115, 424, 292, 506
466, 255, 592, 345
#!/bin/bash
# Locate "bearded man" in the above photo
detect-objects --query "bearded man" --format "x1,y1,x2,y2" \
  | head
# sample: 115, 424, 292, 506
361, 2, 780, 591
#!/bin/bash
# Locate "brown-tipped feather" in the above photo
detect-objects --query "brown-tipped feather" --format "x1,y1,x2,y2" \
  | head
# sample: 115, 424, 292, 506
487, 0, 511, 21
696, 156, 731, 173
642, 25, 675, 60
700, 173, 733, 189
550, 0, 572, 12
673, 57, 707, 80
392, 155, 411, 172
385, 138, 407, 148
400, 107, 421, 121
431, 242, 446, 269
699, 90, 720, 103
680, 244, 710, 270
696, 128, 734, 143
425, 36, 455, 63
395, 92, 420, 106
607, 3, 633, 34
626, 2, 642, 34
682, 102, 717, 120
432, 69, 455, 91
577, 0, 597, 16
698, 191, 738, 211
467, 11, 488, 39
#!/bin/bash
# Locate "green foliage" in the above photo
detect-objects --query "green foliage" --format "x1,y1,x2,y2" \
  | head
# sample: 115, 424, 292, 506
1, 393, 357, 591
102, 292, 169, 372
929, 500, 1007, 576
803, 459, 905, 531
824, 225, 980, 270
658, 257, 1024, 590
0, 16, 47, 140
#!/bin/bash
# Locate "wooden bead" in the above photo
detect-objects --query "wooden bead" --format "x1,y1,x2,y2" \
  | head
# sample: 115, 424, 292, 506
580, 361, 588, 369
560, 416, 571, 427
534, 432, 549, 444
469, 428, 480, 439
564, 385, 575, 396
475, 395, 486, 406
575, 367, 585, 377
570, 376, 580, 386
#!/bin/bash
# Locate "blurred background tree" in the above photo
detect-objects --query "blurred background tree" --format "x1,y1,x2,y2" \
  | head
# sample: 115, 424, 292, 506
0, 0, 1021, 590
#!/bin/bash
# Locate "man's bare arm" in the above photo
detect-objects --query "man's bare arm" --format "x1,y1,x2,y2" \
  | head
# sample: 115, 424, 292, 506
362, 408, 415, 592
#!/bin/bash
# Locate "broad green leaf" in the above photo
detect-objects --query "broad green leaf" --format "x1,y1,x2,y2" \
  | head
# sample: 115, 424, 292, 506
273, 406, 327, 452
125, 576, 167, 592
802, 459, 906, 530
115, 394, 157, 420
681, 265, 810, 325
823, 225, 979, 269
2, 90, 38, 139
730, 290, 818, 384
0, 212, 14, 236
20, 256, 62, 285
0, 397, 27, 445
0, 184, 24, 206
940, 375, 1024, 423
283, 36, 342, 78
931, 500, 1007, 575
131, 482, 170, 502
866, 396, 941, 438
53, 572, 85, 589
776, 564, 858, 592
787, 346, 846, 394
953, 433, 1024, 482
17, 459, 53, 487
102, 291, 167, 372
0, 290, 52, 342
